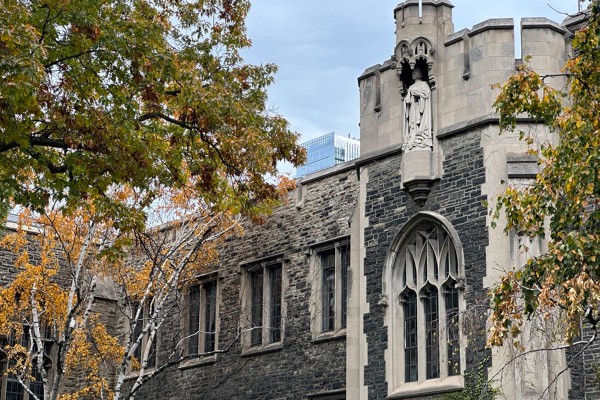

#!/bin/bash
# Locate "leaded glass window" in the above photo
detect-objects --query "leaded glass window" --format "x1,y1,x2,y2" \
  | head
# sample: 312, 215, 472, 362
395, 220, 462, 384
244, 258, 284, 349
187, 279, 218, 356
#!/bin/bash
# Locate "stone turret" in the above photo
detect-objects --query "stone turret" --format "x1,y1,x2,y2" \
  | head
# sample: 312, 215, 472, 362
354, 2, 578, 398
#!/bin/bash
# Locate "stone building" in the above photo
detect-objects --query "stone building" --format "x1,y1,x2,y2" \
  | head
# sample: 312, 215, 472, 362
0, 1, 595, 399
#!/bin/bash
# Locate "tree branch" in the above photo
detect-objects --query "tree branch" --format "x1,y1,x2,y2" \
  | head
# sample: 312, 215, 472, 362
44, 49, 98, 71
0, 136, 69, 154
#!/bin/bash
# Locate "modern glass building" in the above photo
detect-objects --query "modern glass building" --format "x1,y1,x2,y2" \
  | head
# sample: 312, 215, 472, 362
296, 132, 360, 177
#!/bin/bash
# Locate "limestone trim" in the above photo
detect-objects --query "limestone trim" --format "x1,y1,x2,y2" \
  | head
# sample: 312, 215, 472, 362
308, 237, 350, 341
436, 115, 540, 140
467, 18, 514, 37
180, 275, 220, 364
239, 341, 283, 357
239, 255, 286, 354
386, 375, 463, 399
382, 212, 466, 397
346, 167, 369, 400
444, 28, 470, 46
178, 354, 217, 369
521, 17, 567, 34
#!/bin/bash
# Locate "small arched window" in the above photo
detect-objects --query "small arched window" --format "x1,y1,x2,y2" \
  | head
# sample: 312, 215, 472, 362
385, 214, 464, 396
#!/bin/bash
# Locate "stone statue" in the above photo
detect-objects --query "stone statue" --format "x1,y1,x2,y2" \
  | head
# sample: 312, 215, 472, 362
403, 68, 432, 150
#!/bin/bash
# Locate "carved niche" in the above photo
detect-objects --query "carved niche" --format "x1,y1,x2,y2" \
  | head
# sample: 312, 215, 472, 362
394, 38, 436, 97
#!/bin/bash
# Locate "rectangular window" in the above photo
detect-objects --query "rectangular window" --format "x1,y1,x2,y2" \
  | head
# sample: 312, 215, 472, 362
131, 301, 157, 370
186, 279, 218, 355
316, 239, 349, 336
243, 257, 284, 350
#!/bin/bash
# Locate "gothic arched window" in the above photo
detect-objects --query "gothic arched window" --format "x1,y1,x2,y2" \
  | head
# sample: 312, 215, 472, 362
385, 214, 464, 396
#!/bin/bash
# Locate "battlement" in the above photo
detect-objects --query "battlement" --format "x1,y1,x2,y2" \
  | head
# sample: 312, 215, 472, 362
358, 0, 570, 155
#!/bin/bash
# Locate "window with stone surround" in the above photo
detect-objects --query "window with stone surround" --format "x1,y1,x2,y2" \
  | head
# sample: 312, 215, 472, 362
310, 237, 349, 340
186, 278, 218, 356
130, 300, 157, 371
241, 255, 284, 353
384, 213, 465, 397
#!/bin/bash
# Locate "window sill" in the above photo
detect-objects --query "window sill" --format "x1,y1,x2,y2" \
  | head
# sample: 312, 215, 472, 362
178, 354, 217, 370
241, 341, 283, 357
387, 375, 464, 399
312, 329, 346, 344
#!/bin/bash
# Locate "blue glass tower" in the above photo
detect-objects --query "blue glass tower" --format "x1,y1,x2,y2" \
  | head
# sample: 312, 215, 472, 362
296, 132, 360, 177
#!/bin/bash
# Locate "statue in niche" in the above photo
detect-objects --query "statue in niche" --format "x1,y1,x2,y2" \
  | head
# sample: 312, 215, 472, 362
403, 67, 432, 151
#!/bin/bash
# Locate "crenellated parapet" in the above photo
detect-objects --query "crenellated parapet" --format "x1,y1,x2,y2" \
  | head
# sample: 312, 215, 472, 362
358, 1, 572, 157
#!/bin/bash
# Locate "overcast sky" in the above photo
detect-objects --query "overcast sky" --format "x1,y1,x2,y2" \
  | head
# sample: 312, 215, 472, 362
242, 0, 579, 170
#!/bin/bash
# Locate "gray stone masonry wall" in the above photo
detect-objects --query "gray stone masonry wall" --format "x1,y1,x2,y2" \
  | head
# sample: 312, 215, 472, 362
132, 168, 359, 400
567, 322, 600, 399
361, 129, 489, 399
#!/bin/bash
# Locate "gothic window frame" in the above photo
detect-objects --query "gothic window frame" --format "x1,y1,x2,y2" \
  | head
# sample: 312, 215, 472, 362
240, 255, 285, 355
383, 212, 465, 397
1, 327, 52, 400
1, 363, 45, 400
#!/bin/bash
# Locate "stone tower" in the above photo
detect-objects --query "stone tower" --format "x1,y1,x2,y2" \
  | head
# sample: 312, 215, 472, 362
352, 1, 579, 399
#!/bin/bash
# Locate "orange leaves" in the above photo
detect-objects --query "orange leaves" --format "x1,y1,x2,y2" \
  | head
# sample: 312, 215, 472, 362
62, 316, 122, 400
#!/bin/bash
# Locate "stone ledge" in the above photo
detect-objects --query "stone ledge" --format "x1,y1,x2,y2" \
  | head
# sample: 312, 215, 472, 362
468, 18, 514, 37
387, 375, 464, 399
521, 17, 567, 34
445, 28, 470, 46
240, 341, 283, 358
312, 330, 347, 344
178, 354, 217, 370
437, 114, 543, 140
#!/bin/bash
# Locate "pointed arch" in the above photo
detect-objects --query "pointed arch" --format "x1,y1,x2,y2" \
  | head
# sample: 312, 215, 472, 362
383, 212, 465, 397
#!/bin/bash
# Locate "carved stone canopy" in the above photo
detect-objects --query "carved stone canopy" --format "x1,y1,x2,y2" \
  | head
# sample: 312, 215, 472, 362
393, 38, 435, 96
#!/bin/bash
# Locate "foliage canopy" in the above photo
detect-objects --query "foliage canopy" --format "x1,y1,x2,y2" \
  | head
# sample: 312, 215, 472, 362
0, 1, 305, 399
489, 1, 600, 345
0, 0, 304, 228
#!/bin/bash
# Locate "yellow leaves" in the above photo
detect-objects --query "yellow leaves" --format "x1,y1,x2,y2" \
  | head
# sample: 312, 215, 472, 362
0, 229, 28, 253
63, 316, 122, 400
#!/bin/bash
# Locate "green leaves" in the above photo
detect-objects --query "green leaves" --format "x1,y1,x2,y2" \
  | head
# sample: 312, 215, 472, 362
0, 0, 305, 227
489, 0, 600, 346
